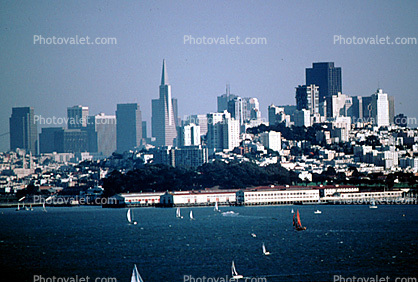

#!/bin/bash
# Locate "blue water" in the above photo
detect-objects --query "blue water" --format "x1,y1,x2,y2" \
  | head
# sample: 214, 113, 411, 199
0, 205, 417, 282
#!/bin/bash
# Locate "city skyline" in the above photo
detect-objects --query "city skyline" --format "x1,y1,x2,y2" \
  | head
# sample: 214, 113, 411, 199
1, 1, 417, 152
4, 58, 409, 155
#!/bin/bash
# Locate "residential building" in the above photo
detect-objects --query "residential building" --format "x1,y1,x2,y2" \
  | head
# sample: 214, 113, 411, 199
294, 109, 311, 127
295, 84, 319, 115
178, 123, 201, 146
207, 111, 240, 154
260, 131, 281, 152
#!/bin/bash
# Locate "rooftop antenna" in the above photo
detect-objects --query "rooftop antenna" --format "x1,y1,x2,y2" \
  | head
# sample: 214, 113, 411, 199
226, 83, 230, 95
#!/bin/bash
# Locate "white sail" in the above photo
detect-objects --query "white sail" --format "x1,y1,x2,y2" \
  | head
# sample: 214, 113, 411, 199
214, 202, 219, 212
176, 207, 181, 218
291, 209, 294, 214
262, 243, 270, 255
42, 202, 47, 212
16, 202, 20, 211
231, 260, 243, 279
127, 209, 132, 223
231, 261, 238, 276
189, 210, 194, 219
131, 264, 144, 282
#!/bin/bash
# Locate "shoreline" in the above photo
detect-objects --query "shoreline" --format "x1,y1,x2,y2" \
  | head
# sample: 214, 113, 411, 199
1, 199, 417, 209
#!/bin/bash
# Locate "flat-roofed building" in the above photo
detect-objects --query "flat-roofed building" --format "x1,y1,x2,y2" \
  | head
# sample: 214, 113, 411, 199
237, 186, 320, 205
111, 192, 165, 207
160, 190, 238, 206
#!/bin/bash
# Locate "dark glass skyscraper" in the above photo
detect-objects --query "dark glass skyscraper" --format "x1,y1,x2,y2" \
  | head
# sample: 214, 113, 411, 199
306, 62, 342, 116
116, 103, 142, 153
9, 107, 38, 154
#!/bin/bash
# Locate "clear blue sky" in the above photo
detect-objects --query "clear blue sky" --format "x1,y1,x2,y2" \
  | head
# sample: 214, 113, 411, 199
0, 0, 417, 152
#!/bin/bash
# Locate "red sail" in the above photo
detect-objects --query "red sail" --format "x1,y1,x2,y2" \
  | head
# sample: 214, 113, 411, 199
296, 210, 302, 227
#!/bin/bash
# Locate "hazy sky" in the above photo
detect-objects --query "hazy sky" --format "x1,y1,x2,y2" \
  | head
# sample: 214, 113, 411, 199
0, 0, 417, 152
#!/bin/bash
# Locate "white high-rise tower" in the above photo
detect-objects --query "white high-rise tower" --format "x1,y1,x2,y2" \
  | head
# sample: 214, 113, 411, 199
371, 89, 389, 127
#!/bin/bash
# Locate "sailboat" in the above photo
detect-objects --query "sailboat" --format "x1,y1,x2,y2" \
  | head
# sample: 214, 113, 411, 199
231, 260, 243, 280
293, 209, 307, 231
176, 207, 183, 218
262, 243, 271, 256
42, 202, 47, 212
291, 209, 294, 214
29, 204, 33, 211
131, 264, 144, 282
189, 210, 194, 220
16, 202, 20, 211
369, 199, 378, 209
127, 208, 138, 225
214, 202, 220, 212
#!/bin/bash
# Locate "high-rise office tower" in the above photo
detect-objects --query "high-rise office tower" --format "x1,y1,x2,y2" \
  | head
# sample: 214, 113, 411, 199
227, 97, 246, 125
362, 96, 373, 121
217, 84, 237, 112
331, 92, 352, 118
39, 127, 64, 153
142, 121, 147, 139
268, 105, 292, 127
67, 105, 89, 129
57, 130, 89, 153
116, 103, 142, 153
306, 62, 342, 117
247, 98, 261, 121
222, 116, 240, 151
9, 107, 38, 154
295, 84, 320, 115
351, 96, 363, 122
152, 60, 178, 146
388, 96, 395, 125
206, 112, 225, 152
87, 113, 116, 157
227, 96, 261, 125
371, 89, 390, 127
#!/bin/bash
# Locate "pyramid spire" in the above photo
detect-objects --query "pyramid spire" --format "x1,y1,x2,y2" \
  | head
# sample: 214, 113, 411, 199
161, 59, 169, 85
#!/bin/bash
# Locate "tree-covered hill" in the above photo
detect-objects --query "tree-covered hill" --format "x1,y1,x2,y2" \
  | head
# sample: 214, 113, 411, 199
102, 161, 299, 197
